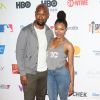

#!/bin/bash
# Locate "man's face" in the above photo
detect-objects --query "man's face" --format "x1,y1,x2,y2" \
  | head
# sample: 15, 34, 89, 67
35, 8, 49, 26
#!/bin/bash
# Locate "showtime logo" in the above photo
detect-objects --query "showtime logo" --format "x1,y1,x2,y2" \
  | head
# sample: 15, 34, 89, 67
67, 0, 88, 7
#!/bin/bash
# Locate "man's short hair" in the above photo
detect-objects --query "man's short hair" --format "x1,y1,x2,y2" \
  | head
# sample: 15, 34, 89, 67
35, 4, 49, 15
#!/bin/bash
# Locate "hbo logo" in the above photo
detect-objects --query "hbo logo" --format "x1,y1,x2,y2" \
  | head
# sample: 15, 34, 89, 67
41, 0, 57, 7
16, 1, 31, 9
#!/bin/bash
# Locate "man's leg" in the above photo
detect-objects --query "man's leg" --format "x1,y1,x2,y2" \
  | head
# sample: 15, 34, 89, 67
36, 71, 47, 100
23, 74, 37, 100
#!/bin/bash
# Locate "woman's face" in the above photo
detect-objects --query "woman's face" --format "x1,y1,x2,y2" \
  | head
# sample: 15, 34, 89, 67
55, 22, 67, 39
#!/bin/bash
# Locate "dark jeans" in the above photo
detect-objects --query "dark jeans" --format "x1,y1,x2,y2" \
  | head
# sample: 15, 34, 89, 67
23, 71, 47, 100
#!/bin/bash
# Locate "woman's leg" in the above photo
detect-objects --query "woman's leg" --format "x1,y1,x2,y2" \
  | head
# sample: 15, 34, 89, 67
47, 70, 58, 100
55, 67, 70, 100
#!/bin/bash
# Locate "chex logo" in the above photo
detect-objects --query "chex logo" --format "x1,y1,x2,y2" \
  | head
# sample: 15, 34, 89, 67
16, 1, 31, 9
0, 45, 5, 54
73, 92, 87, 97
41, 0, 57, 7
0, 24, 13, 32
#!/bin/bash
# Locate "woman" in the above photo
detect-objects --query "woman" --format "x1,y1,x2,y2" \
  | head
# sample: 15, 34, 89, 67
47, 11, 74, 100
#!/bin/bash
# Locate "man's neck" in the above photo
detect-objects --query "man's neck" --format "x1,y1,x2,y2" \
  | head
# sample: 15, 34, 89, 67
34, 22, 44, 29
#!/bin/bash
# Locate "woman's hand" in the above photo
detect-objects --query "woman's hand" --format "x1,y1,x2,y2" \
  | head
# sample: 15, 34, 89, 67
68, 82, 74, 96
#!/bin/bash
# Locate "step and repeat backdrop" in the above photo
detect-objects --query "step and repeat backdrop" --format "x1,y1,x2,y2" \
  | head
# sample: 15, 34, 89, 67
0, 0, 100, 100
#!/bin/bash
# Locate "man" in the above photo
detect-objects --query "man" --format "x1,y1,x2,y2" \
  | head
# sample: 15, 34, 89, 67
16, 4, 54, 100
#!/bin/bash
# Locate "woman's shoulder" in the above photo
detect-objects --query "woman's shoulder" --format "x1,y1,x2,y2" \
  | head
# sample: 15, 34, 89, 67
64, 38, 74, 50
64, 38, 72, 45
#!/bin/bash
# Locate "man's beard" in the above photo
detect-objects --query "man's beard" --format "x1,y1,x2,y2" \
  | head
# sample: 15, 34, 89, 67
36, 20, 47, 26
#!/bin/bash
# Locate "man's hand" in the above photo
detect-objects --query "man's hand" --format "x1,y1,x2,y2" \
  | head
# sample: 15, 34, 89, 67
20, 75, 28, 86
